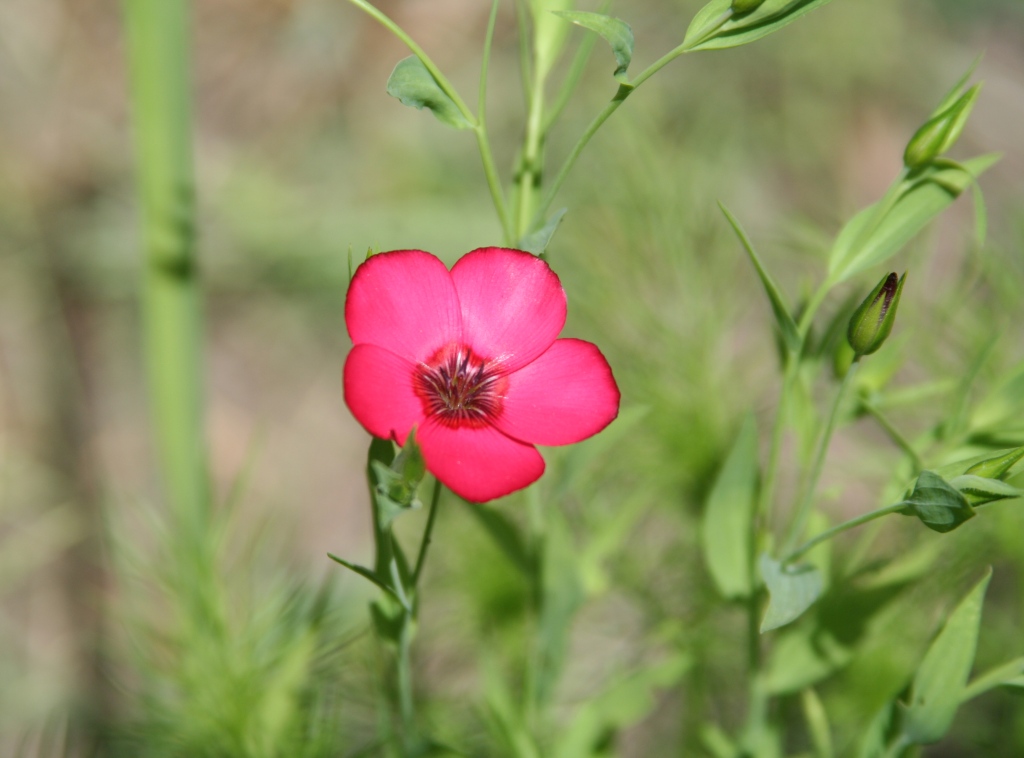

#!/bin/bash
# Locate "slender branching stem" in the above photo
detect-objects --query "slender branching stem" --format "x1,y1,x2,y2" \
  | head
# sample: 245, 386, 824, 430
347, 0, 477, 126
783, 360, 861, 555
783, 501, 908, 564
862, 401, 925, 472
412, 478, 443, 588
477, 0, 513, 242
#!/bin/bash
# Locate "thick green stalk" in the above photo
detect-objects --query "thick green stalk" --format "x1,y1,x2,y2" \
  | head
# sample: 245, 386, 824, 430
123, 0, 208, 534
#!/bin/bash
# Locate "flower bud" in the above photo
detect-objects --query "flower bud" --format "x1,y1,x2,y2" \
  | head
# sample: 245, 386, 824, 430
903, 84, 981, 170
965, 446, 1024, 480
731, 0, 765, 14
847, 272, 906, 358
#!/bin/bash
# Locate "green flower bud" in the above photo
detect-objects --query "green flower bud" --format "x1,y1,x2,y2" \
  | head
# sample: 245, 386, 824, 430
847, 272, 906, 358
731, 0, 765, 14
965, 446, 1024, 480
903, 84, 981, 170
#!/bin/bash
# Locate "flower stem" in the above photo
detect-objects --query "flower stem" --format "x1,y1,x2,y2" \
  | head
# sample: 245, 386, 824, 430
477, 0, 513, 243
533, 17, 736, 229
346, 0, 476, 127
861, 401, 925, 472
782, 501, 908, 565
514, 52, 549, 240
396, 612, 417, 746
782, 360, 860, 555
533, 84, 633, 231
412, 478, 443, 588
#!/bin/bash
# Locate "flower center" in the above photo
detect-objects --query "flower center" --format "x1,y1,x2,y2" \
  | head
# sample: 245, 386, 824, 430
414, 344, 505, 427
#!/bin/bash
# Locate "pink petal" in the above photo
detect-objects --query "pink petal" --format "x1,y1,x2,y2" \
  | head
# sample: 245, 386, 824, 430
343, 343, 425, 443
450, 247, 566, 373
346, 250, 462, 363
418, 418, 545, 502
493, 338, 620, 446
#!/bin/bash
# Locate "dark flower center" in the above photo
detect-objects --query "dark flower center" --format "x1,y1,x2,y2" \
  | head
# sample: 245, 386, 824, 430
414, 344, 505, 427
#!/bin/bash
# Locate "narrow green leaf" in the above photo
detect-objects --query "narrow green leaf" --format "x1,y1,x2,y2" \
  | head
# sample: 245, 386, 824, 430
828, 154, 999, 283
327, 553, 401, 601
856, 704, 896, 758
518, 208, 567, 255
386, 56, 471, 129
702, 414, 759, 600
554, 11, 634, 82
902, 569, 992, 744
801, 688, 834, 758
948, 474, 1023, 507
899, 470, 975, 533
700, 724, 739, 758
962, 656, 1024, 702
760, 553, 824, 632
536, 511, 586, 704
719, 203, 800, 354
684, 0, 839, 52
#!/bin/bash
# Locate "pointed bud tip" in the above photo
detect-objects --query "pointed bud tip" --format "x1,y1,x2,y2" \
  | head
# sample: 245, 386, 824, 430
848, 272, 906, 357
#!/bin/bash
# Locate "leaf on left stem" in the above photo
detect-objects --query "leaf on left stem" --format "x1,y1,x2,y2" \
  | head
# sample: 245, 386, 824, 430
386, 56, 471, 129
554, 11, 634, 83
759, 553, 824, 632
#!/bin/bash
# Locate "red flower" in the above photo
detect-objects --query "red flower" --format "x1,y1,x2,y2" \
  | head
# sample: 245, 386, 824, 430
344, 247, 621, 502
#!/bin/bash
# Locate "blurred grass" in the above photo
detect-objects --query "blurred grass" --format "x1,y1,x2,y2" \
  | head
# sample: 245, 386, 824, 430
1, 0, 1023, 755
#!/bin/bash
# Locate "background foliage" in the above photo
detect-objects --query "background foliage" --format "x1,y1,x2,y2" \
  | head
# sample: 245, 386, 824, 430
1, 0, 1023, 755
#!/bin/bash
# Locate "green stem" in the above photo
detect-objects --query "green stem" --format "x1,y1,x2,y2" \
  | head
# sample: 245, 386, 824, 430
412, 478, 443, 588
347, 0, 476, 127
797, 279, 832, 340
396, 611, 417, 746
542, 2, 604, 132
533, 84, 633, 230
758, 359, 798, 529
515, 56, 549, 239
348, 0, 514, 248
531, 11, 735, 230
123, 0, 208, 536
861, 401, 925, 472
782, 501, 908, 565
783, 360, 860, 555
477, 0, 513, 243
881, 733, 911, 758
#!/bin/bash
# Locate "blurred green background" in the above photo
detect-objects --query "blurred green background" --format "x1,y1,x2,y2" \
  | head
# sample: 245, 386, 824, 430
2, 0, 1024, 755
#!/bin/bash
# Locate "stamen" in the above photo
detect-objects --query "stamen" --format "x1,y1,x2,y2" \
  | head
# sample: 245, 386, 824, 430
414, 344, 505, 427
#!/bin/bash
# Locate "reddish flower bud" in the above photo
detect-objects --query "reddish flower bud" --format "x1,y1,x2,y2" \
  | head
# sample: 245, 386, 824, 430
847, 272, 906, 358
